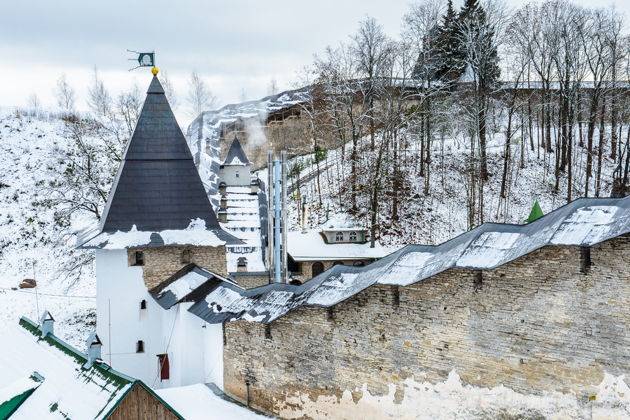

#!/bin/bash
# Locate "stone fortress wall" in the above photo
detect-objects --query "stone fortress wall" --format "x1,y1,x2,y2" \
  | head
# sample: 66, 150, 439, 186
222, 235, 630, 419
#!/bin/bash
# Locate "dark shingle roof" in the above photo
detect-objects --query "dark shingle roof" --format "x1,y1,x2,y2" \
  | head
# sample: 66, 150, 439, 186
101, 75, 223, 233
222, 136, 251, 165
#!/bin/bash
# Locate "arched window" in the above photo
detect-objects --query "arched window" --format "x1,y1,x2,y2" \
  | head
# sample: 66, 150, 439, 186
181, 249, 192, 264
335, 232, 344, 242
140, 300, 147, 310
349, 231, 358, 242
312, 262, 325, 277
136, 340, 144, 353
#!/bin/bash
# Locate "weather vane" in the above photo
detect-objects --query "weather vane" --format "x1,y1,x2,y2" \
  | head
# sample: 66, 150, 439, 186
127, 49, 157, 74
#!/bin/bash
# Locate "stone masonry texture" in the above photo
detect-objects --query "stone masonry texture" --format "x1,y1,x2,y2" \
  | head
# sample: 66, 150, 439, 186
223, 236, 630, 418
128, 245, 227, 289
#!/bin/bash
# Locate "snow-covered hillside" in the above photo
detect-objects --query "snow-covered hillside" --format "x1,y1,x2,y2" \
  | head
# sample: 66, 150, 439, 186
283, 130, 617, 248
0, 109, 98, 347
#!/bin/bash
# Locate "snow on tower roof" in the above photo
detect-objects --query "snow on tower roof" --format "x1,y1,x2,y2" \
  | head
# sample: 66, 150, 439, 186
222, 136, 251, 166
81, 74, 241, 248
183, 196, 630, 325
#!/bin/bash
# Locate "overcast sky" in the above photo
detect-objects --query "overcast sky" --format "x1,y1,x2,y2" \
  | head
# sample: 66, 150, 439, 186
1, 0, 627, 125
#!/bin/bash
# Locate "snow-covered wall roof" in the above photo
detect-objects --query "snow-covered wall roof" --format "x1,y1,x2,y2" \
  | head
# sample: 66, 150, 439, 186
186, 196, 630, 325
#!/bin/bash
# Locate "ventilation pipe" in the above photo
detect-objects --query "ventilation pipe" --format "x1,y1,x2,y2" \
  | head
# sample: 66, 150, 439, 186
39, 310, 54, 338
84, 332, 102, 369
250, 176, 259, 195
217, 208, 228, 223
237, 257, 248, 272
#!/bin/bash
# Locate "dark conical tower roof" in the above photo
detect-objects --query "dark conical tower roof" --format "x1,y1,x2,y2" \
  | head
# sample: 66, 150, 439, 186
223, 136, 251, 165
100, 75, 223, 233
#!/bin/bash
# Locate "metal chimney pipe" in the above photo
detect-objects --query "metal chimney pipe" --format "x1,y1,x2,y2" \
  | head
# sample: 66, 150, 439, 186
267, 151, 274, 281
281, 151, 288, 283
273, 159, 282, 283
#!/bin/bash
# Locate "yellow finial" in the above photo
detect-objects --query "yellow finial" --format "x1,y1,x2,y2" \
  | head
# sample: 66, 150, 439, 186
151, 67, 159, 76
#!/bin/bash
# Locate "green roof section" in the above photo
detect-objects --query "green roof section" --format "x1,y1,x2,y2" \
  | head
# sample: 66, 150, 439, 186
525, 200, 544, 223
19, 317, 133, 389
15, 317, 184, 420
0, 373, 43, 420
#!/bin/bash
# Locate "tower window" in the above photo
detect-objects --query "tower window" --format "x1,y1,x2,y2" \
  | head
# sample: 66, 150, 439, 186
181, 249, 192, 264
133, 251, 144, 266
335, 232, 344, 242
349, 231, 358, 242
140, 300, 147, 310
136, 340, 144, 353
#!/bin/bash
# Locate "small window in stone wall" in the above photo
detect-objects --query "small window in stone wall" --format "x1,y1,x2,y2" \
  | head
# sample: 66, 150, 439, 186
133, 251, 144, 266
236, 172, 240, 178
136, 340, 144, 353
140, 300, 147, 310
181, 249, 192, 264
335, 232, 344, 242
264, 324, 272, 340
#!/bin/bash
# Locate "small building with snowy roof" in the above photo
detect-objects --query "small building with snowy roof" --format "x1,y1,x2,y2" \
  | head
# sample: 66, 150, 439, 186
80, 70, 242, 391
219, 136, 252, 188
0, 315, 182, 420
287, 229, 392, 281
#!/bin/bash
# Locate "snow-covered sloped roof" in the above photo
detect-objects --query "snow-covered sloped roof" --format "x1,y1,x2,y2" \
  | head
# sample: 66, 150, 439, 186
222, 136, 251, 166
0, 318, 134, 419
150, 264, 236, 310
287, 230, 392, 261
185, 196, 630, 325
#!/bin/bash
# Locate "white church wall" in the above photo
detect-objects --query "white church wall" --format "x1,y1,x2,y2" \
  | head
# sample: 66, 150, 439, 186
96, 249, 159, 385
96, 250, 225, 390
220, 165, 251, 187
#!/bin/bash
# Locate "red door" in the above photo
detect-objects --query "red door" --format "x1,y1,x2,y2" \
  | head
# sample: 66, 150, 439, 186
157, 354, 170, 380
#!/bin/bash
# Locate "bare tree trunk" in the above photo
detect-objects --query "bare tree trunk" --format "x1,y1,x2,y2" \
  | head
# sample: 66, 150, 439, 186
595, 100, 606, 197
585, 91, 600, 197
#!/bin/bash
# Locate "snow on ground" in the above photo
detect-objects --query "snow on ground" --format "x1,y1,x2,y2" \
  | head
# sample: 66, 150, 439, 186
0, 110, 97, 347
156, 383, 272, 420
283, 125, 618, 250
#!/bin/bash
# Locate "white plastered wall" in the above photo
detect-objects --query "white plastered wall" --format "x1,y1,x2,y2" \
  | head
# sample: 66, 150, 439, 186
95, 249, 224, 390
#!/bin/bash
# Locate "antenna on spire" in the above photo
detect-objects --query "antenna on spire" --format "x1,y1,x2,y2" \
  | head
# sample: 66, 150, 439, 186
127, 49, 156, 72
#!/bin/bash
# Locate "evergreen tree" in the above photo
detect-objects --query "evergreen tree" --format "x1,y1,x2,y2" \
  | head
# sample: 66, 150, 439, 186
435, 0, 466, 82
525, 200, 544, 223
458, 0, 501, 89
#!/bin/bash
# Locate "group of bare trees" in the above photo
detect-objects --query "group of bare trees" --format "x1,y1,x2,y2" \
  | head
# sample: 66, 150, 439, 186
296, 0, 629, 245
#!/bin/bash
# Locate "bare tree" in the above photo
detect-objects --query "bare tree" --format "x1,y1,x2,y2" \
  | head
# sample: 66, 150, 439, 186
268, 78, 279, 96
55, 74, 76, 112
160, 71, 179, 111
27, 93, 41, 112
116, 83, 143, 137
87, 68, 112, 118
187, 71, 217, 116
351, 16, 392, 151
